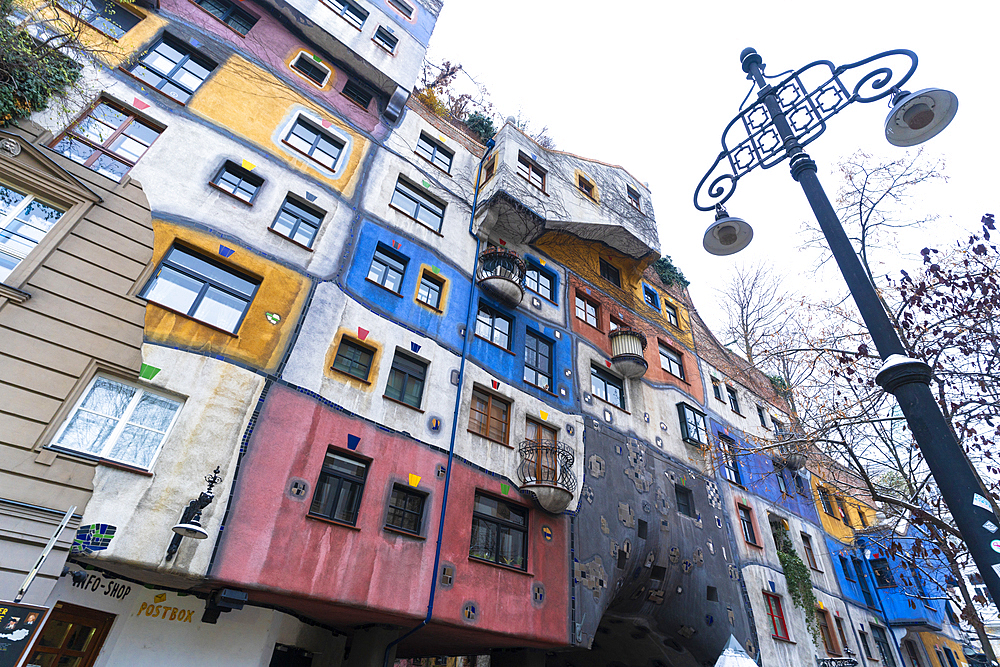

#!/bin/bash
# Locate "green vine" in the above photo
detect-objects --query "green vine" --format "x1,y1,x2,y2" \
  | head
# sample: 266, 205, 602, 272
768, 374, 790, 395
652, 255, 690, 288
774, 522, 820, 642
0, 0, 81, 127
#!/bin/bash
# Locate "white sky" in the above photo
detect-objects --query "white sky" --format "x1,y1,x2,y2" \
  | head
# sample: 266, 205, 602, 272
425, 0, 999, 334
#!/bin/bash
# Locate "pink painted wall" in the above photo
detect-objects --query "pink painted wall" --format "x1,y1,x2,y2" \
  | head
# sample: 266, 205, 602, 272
212, 383, 570, 647
161, 0, 386, 136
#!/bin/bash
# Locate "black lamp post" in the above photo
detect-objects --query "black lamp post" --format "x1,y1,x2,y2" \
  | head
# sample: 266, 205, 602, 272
694, 48, 1000, 604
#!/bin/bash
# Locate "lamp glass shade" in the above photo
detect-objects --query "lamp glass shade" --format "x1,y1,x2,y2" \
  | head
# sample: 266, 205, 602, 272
885, 88, 958, 147
703, 216, 753, 255
172, 522, 209, 539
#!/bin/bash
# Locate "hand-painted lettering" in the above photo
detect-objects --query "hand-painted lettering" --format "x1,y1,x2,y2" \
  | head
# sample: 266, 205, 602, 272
169, 608, 177, 621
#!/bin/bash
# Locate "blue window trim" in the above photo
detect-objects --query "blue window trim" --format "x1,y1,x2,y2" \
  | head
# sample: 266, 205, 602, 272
642, 282, 660, 311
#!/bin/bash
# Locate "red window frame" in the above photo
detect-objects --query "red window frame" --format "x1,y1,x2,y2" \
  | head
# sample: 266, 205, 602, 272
764, 592, 790, 640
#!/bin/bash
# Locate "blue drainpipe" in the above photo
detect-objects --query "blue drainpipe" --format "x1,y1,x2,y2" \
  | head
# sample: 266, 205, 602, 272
857, 537, 906, 667
382, 136, 496, 667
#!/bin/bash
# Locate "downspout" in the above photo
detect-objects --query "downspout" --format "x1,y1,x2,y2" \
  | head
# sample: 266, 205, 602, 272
858, 539, 907, 667
382, 137, 496, 667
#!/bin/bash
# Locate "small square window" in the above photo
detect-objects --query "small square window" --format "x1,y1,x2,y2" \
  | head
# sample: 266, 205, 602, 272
626, 184, 641, 211
871, 557, 896, 588
52, 99, 162, 183
270, 195, 324, 248
675, 485, 694, 517
211, 160, 263, 203
475, 302, 512, 349
468, 388, 510, 444
332, 337, 375, 380
342, 79, 374, 109
575, 292, 599, 328
663, 302, 679, 328
292, 52, 331, 86
524, 331, 553, 391
677, 403, 707, 446
390, 177, 446, 232
609, 316, 625, 331
284, 116, 345, 171
517, 152, 545, 191
327, 0, 367, 28
373, 26, 397, 53
793, 473, 806, 495
129, 36, 216, 103
416, 270, 444, 309
416, 133, 454, 173
591, 365, 624, 410
659, 343, 684, 379
578, 175, 595, 199
643, 284, 659, 310
387, 0, 412, 18
727, 386, 741, 414
483, 156, 496, 182
470, 493, 527, 569
384, 350, 427, 408
757, 406, 768, 428
195, 0, 257, 34
367, 243, 407, 294
525, 263, 555, 301
58, 0, 141, 38
310, 450, 368, 525
711, 377, 723, 401
599, 259, 621, 288
385, 484, 424, 534
140, 244, 259, 333
52, 375, 182, 469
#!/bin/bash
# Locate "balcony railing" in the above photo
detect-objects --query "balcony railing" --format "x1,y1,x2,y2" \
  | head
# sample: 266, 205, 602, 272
516, 439, 577, 514
608, 327, 648, 378
476, 247, 525, 308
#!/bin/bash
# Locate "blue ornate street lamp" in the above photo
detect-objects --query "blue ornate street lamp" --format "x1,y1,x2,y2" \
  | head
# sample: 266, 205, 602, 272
693, 49, 999, 602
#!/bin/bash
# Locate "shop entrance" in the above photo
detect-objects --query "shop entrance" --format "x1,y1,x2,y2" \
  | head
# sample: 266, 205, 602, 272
26, 602, 115, 667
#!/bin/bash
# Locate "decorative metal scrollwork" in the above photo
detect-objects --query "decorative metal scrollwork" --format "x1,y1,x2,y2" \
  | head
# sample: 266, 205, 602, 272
517, 439, 577, 493
694, 49, 918, 211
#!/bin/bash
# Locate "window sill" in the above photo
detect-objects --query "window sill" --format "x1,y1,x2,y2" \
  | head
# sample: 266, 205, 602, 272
467, 429, 511, 449
526, 288, 557, 306
0, 282, 31, 303
414, 150, 453, 177
574, 316, 603, 334
45, 446, 155, 476
745, 540, 764, 550
468, 555, 532, 576
592, 393, 629, 415
388, 202, 444, 237
372, 40, 396, 56
267, 226, 315, 251
208, 181, 256, 206
365, 277, 404, 298
415, 298, 444, 314
810, 567, 825, 574
306, 513, 361, 530
525, 381, 558, 398
281, 138, 338, 174
329, 364, 372, 385
340, 90, 372, 113
772, 636, 796, 644
383, 525, 425, 540
188, 0, 252, 38
291, 66, 330, 90
146, 301, 241, 338
117, 68, 188, 106
383, 394, 424, 413
516, 173, 548, 196
473, 334, 515, 356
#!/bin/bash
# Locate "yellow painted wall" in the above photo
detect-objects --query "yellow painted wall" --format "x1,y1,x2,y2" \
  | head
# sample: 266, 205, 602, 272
811, 475, 877, 543
29, 2, 165, 68
534, 232, 694, 348
143, 221, 311, 373
919, 631, 968, 667
324, 328, 383, 391
187, 55, 369, 198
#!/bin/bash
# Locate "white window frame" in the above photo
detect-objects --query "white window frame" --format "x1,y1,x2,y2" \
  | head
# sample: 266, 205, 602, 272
290, 50, 332, 88
0, 184, 65, 283
51, 375, 183, 470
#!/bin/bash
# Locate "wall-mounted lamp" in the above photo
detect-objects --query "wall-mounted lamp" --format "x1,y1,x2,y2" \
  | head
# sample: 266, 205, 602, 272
165, 466, 222, 561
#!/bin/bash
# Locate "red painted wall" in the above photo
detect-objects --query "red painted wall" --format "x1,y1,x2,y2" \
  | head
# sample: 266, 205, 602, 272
213, 383, 570, 647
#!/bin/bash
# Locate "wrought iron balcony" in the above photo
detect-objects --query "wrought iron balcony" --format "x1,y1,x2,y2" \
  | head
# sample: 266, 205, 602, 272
476, 247, 525, 308
516, 439, 577, 514
608, 327, 648, 378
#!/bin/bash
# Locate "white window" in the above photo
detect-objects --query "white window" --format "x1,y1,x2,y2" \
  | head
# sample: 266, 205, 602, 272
52, 376, 183, 469
0, 183, 64, 283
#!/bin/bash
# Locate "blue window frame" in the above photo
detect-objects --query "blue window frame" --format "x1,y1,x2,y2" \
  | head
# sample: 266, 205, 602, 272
367, 243, 407, 294
525, 261, 555, 302
642, 283, 659, 310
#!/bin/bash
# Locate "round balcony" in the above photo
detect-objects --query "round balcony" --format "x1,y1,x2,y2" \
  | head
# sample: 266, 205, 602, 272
516, 439, 577, 514
608, 327, 648, 378
476, 247, 525, 308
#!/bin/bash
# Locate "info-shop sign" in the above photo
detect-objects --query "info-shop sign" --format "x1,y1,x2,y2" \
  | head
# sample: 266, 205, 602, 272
0, 601, 48, 667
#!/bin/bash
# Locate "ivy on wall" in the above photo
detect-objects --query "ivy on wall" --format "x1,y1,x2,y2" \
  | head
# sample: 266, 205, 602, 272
653, 255, 690, 288
773, 522, 820, 642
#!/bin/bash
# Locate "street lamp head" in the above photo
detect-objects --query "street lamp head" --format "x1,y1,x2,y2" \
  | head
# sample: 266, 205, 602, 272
885, 87, 958, 147
703, 204, 753, 256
